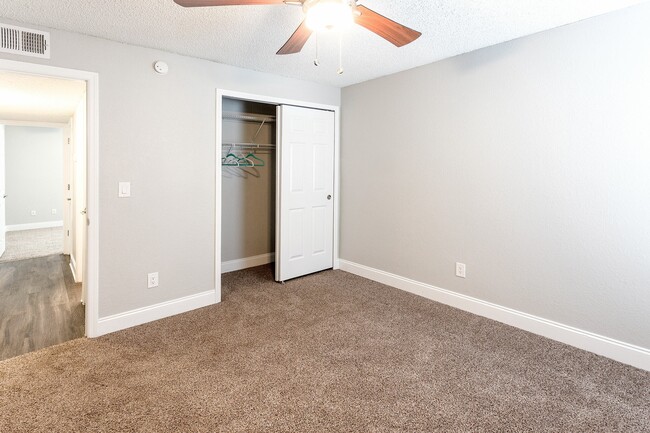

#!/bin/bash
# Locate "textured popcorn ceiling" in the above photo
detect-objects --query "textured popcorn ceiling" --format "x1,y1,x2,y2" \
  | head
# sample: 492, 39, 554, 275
0, 0, 646, 87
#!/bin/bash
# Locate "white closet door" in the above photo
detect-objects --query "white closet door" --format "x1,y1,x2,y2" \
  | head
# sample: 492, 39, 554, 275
276, 105, 335, 282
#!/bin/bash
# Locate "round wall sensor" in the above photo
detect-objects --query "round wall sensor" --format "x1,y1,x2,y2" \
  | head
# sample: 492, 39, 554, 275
153, 61, 169, 75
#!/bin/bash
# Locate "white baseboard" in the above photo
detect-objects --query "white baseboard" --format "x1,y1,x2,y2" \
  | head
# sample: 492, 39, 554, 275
96, 290, 218, 336
339, 259, 650, 372
5, 221, 63, 232
222, 253, 275, 273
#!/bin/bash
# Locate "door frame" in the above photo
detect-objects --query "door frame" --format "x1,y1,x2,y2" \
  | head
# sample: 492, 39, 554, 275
0, 59, 100, 338
215, 89, 340, 301
0, 124, 4, 257
63, 124, 73, 256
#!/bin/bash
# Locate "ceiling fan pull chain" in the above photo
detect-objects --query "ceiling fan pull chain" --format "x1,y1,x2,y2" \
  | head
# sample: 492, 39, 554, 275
314, 32, 320, 67
337, 32, 344, 75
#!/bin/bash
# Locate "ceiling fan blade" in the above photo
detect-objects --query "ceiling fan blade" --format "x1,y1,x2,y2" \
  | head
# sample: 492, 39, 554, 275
174, 0, 286, 7
355, 5, 421, 47
277, 21, 313, 55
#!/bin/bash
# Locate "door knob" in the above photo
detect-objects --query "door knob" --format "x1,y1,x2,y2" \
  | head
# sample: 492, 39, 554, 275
80, 209, 87, 215
327, 195, 332, 200
2, 195, 6, 199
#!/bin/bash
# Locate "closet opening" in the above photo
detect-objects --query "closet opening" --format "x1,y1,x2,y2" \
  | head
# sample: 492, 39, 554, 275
220, 97, 278, 276
216, 89, 339, 296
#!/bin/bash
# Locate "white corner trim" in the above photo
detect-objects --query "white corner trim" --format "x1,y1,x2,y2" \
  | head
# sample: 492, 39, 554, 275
339, 259, 650, 372
96, 290, 218, 336
5, 221, 63, 232
222, 253, 275, 274
69, 254, 78, 282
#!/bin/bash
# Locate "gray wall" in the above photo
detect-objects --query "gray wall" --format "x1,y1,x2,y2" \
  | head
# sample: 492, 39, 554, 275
221, 98, 276, 262
0, 21, 340, 317
4, 126, 63, 226
341, 3, 650, 349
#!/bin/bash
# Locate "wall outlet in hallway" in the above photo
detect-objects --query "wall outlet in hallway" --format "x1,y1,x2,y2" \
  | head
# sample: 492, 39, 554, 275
52, 209, 57, 215
455, 262, 467, 278
148, 272, 159, 289
30, 210, 36, 216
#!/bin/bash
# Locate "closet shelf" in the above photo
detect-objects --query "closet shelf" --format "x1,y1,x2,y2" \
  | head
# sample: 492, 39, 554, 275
222, 111, 276, 123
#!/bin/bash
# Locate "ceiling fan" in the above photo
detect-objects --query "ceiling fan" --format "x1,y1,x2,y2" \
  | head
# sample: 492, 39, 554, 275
173, 0, 422, 56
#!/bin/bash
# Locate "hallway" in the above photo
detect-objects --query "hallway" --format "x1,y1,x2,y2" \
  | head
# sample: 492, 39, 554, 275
0, 254, 84, 361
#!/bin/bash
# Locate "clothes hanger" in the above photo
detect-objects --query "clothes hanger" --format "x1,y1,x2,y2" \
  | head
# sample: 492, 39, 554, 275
240, 155, 254, 167
222, 150, 242, 166
245, 152, 265, 167
222, 144, 234, 164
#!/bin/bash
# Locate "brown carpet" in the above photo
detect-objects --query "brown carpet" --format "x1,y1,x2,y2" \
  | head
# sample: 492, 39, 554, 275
0, 265, 648, 432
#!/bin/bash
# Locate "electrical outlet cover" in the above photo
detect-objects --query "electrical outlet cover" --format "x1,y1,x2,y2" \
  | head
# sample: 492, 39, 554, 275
147, 272, 159, 289
456, 262, 467, 278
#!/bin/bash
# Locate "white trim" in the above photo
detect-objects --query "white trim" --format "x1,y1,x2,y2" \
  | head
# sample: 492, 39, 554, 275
62, 122, 73, 256
339, 259, 650, 372
0, 59, 100, 338
86, 67, 99, 337
70, 252, 81, 283
69, 255, 78, 282
333, 108, 340, 270
215, 92, 223, 304
274, 105, 282, 281
0, 120, 68, 128
5, 221, 63, 231
217, 89, 339, 113
216, 89, 341, 292
96, 290, 216, 336
222, 253, 275, 274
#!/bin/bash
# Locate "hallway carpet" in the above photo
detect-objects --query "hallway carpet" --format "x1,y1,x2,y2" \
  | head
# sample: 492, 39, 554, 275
0, 265, 648, 432
0, 227, 64, 263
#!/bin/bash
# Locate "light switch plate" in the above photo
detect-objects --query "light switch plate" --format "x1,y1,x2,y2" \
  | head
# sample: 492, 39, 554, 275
118, 182, 131, 198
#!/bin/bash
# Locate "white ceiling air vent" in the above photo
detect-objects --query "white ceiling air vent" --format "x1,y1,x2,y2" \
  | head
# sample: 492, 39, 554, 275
0, 23, 50, 59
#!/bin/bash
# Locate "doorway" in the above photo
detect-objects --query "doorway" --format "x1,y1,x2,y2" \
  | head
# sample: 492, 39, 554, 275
0, 59, 99, 356
216, 90, 340, 299
0, 72, 87, 360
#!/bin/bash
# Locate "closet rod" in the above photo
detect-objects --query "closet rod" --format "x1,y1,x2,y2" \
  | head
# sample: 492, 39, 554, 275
222, 142, 275, 148
222, 111, 276, 123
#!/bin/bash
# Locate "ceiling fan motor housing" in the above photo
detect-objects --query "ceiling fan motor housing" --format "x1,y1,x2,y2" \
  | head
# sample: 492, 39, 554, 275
303, 0, 358, 32
302, 0, 356, 11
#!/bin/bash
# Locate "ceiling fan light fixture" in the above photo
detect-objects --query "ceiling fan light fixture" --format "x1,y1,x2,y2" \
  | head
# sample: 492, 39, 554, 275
304, 0, 354, 32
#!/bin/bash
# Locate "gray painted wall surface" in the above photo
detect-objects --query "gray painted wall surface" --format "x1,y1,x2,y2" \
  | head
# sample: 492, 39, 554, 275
4, 126, 63, 226
341, 4, 650, 349
0, 22, 340, 317
221, 98, 276, 262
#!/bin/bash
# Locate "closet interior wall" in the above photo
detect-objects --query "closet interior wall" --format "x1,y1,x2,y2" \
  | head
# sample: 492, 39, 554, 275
221, 98, 277, 265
